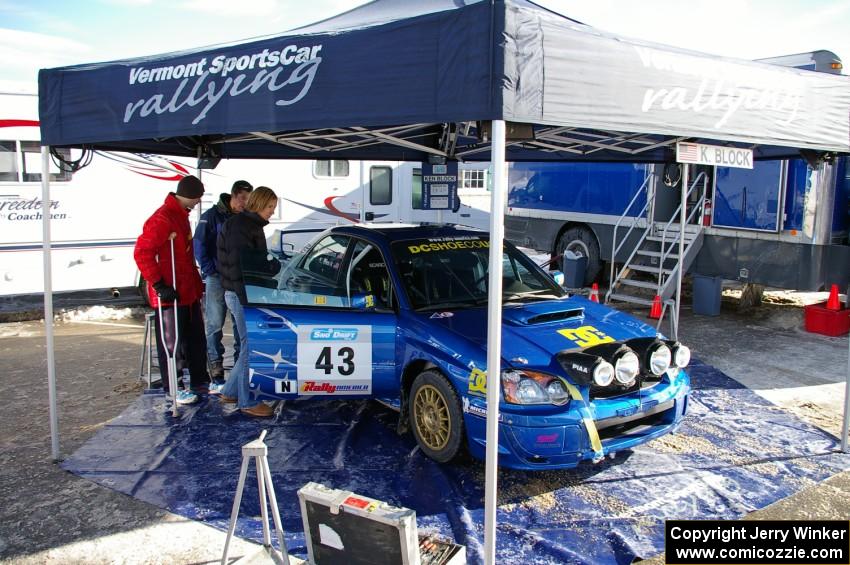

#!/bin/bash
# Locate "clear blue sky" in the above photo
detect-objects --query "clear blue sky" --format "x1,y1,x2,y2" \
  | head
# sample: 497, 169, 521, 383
1, 0, 848, 90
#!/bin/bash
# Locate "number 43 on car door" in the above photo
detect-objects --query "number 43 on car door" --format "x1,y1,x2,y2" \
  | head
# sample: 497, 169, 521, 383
296, 325, 373, 395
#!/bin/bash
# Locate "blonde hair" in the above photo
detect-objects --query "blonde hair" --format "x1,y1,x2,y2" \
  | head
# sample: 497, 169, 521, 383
245, 186, 277, 213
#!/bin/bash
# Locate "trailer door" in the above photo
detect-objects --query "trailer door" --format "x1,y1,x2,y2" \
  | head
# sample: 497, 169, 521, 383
362, 162, 398, 223
713, 161, 783, 232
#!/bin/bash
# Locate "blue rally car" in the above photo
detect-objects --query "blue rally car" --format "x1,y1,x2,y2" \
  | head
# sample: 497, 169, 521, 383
240, 224, 690, 471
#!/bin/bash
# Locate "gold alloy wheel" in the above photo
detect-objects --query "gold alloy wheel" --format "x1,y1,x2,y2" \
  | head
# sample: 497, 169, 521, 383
413, 384, 451, 451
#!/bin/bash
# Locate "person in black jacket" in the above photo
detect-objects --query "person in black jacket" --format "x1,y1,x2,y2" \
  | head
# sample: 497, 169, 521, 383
194, 180, 253, 384
216, 186, 279, 417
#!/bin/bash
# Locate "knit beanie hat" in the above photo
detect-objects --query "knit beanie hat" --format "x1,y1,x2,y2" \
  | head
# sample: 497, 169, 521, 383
231, 179, 253, 194
176, 175, 205, 198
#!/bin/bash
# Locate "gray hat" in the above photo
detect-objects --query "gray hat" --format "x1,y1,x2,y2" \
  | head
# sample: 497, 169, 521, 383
176, 175, 204, 199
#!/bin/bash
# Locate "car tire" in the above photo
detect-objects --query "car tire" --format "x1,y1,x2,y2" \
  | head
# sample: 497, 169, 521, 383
556, 226, 601, 286
409, 370, 464, 463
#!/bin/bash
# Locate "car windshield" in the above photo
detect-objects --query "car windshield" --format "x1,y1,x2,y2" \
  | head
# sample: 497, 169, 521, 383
392, 235, 565, 311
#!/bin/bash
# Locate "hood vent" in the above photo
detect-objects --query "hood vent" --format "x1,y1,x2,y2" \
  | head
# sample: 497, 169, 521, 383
525, 308, 584, 325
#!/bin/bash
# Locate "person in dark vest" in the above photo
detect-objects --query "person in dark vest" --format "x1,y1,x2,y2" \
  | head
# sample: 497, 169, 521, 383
134, 175, 210, 404
217, 186, 279, 417
194, 180, 253, 389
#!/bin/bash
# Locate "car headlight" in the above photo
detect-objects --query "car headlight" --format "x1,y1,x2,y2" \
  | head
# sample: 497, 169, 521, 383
501, 370, 570, 406
666, 341, 691, 368
614, 350, 640, 384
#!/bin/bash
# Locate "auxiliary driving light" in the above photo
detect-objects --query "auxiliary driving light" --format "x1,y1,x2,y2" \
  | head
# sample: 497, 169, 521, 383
666, 341, 691, 368
613, 350, 640, 384
593, 360, 615, 387
556, 351, 614, 388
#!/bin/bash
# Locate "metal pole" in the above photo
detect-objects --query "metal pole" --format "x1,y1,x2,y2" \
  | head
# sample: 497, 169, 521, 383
842, 333, 850, 452
42, 146, 60, 461
675, 166, 689, 338
483, 120, 506, 565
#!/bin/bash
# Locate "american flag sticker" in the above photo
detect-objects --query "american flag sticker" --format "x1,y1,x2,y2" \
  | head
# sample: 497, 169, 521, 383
677, 142, 699, 163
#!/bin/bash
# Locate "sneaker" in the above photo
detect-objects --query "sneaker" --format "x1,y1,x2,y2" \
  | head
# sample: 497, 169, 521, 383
241, 402, 275, 417
175, 390, 199, 405
209, 382, 226, 396
219, 394, 237, 404
210, 361, 224, 380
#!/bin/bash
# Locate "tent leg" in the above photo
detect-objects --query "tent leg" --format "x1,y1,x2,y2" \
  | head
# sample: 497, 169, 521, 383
675, 166, 688, 338
484, 120, 506, 565
42, 146, 60, 462
842, 332, 850, 452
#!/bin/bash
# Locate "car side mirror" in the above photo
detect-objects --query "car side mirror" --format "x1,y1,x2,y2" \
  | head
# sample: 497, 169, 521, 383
365, 212, 375, 221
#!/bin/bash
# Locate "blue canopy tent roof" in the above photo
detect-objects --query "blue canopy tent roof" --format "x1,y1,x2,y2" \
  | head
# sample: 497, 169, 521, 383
38, 0, 850, 162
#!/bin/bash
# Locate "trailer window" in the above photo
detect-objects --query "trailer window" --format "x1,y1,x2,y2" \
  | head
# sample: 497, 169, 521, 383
0, 140, 17, 182
21, 142, 72, 183
370, 166, 392, 205
461, 169, 487, 190
314, 160, 349, 178
411, 168, 423, 209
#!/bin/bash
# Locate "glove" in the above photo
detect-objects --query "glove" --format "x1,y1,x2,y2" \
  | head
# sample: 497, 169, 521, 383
153, 280, 179, 303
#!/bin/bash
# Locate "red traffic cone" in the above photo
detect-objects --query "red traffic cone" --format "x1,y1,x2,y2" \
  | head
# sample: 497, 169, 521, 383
590, 282, 599, 303
649, 295, 662, 319
826, 284, 842, 311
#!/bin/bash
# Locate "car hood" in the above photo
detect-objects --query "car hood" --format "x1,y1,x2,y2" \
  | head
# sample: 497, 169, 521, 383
420, 295, 659, 367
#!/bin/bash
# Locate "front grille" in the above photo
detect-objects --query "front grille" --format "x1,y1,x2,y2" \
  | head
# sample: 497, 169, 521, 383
596, 399, 675, 440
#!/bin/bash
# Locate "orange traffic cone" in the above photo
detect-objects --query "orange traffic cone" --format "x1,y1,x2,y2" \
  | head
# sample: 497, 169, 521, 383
649, 295, 662, 319
590, 282, 599, 303
827, 284, 842, 311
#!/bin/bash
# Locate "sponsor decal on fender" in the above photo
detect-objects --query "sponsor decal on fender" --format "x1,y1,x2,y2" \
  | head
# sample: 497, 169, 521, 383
462, 397, 505, 422
467, 368, 487, 396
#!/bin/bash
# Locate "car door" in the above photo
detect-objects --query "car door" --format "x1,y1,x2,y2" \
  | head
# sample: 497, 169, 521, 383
243, 233, 398, 400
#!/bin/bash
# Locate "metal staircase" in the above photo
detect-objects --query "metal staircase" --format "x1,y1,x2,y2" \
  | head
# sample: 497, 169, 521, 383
606, 172, 709, 308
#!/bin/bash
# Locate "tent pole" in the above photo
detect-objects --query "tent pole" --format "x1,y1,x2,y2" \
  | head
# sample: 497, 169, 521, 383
484, 120, 506, 565
675, 166, 688, 339
42, 146, 60, 461
842, 330, 850, 452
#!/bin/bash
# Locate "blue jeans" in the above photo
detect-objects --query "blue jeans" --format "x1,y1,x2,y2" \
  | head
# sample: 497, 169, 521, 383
221, 290, 258, 409
204, 274, 240, 366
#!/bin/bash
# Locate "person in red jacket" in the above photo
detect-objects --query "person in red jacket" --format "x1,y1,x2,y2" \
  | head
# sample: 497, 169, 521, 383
134, 175, 211, 405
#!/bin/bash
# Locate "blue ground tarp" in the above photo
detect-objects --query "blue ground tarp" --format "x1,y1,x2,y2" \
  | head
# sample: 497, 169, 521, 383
63, 360, 850, 564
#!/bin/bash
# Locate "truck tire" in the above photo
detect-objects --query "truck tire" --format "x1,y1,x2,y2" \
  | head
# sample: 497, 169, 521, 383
556, 227, 601, 286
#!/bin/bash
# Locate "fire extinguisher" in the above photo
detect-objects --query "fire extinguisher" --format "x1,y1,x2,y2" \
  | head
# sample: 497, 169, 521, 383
702, 199, 712, 226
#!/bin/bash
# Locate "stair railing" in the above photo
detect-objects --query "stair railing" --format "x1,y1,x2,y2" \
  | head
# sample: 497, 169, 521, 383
655, 172, 708, 296
606, 172, 654, 302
